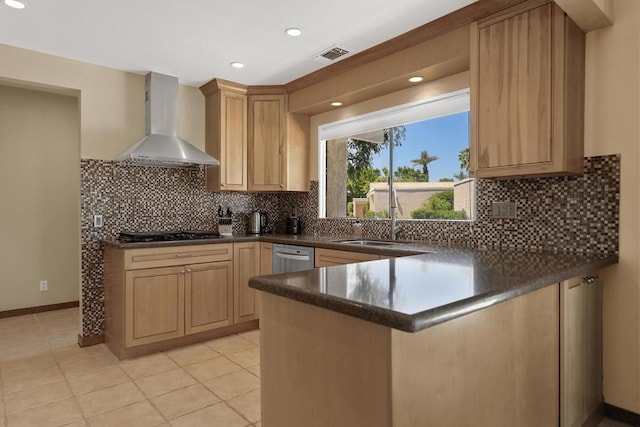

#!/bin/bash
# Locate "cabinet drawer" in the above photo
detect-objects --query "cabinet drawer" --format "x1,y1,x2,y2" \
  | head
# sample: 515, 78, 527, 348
315, 248, 380, 267
124, 244, 233, 270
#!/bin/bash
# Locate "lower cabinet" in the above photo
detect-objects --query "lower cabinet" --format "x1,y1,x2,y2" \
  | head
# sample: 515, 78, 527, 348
260, 242, 273, 275
185, 261, 233, 335
104, 242, 260, 358
315, 248, 380, 267
560, 273, 602, 427
234, 242, 261, 324
125, 266, 185, 347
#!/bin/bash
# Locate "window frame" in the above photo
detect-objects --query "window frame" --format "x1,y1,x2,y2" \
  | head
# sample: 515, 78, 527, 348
318, 89, 472, 220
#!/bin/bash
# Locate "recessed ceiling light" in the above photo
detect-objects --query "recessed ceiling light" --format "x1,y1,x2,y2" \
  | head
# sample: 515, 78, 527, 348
4, 0, 26, 9
230, 62, 244, 69
408, 76, 424, 83
285, 28, 302, 37
331, 102, 343, 107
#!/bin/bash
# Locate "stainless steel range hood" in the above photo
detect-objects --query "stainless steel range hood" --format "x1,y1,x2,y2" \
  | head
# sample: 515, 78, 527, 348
117, 72, 219, 168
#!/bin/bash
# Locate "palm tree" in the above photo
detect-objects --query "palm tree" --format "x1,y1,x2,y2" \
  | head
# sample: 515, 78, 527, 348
458, 147, 470, 171
453, 171, 468, 181
410, 150, 439, 182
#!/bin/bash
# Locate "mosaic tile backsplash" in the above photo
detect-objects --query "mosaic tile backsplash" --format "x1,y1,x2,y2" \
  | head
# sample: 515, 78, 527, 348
80, 155, 619, 337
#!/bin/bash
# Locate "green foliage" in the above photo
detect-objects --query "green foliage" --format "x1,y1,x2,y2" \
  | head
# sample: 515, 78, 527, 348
458, 147, 470, 171
410, 150, 438, 181
346, 166, 381, 201
411, 209, 468, 220
347, 201, 354, 217
394, 166, 426, 182
346, 127, 407, 206
453, 170, 468, 181
439, 177, 454, 182
347, 127, 406, 171
410, 189, 466, 220
365, 209, 388, 218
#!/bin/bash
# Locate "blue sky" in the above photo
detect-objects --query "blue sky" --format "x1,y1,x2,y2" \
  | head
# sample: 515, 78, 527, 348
370, 111, 469, 181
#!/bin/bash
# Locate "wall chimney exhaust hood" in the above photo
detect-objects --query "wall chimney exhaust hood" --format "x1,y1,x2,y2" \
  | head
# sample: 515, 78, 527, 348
117, 72, 219, 168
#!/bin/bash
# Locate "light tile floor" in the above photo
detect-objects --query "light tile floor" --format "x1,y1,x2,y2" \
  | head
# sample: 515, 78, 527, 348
0, 307, 632, 427
0, 308, 261, 426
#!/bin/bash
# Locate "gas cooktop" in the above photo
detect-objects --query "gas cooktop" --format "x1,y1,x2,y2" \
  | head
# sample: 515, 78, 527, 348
118, 230, 221, 243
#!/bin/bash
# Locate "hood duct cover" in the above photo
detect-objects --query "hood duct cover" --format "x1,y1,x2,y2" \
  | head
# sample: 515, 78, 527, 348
117, 72, 219, 168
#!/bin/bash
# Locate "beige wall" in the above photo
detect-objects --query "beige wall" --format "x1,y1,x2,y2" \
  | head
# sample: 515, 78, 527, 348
0, 43, 204, 160
584, 0, 640, 412
0, 86, 80, 310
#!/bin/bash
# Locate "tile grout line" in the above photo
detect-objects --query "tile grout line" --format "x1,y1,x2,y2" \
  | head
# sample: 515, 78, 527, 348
51, 330, 90, 426
164, 347, 254, 425
114, 357, 171, 426
160, 339, 260, 426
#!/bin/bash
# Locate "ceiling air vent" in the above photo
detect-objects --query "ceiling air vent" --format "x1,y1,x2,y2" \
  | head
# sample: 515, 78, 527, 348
312, 45, 350, 63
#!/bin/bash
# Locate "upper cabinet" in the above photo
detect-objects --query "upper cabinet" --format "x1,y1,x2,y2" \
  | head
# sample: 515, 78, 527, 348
200, 81, 309, 192
248, 93, 287, 191
201, 79, 248, 191
470, 1, 585, 179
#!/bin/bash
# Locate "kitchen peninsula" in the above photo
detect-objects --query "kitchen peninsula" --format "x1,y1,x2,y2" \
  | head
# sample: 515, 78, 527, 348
250, 247, 617, 426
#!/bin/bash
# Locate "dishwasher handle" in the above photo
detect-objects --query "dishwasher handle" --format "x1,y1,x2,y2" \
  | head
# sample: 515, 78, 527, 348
275, 252, 310, 261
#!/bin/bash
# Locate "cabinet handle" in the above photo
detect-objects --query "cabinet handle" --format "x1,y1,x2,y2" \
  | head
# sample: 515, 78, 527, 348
186, 269, 192, 273
583, 275, 598, 285
175, 253, 191, 258
180, 270, 185, 274
279, 183, 285, 189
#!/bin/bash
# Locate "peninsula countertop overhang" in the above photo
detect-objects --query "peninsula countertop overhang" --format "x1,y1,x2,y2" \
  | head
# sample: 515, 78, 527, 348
249, 247, 618, 332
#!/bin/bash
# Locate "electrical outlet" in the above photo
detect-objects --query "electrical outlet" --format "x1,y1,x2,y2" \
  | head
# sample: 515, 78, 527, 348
93, 215, 104, 228
39, 280, 48, 292
491, 202, 517, 219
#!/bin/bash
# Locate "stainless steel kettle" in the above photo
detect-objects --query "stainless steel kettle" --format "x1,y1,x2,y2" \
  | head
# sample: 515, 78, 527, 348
249, 210, 268, 234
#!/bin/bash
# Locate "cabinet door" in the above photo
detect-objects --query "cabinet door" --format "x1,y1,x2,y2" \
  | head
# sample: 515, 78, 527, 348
125, 266, 185, 347
220, 90, 248, 190
185, 261, 233, 335
204, 88, 247, 191
260, 242, 273, 275
475, 3, 552, 172
561, 276, 587, 427
248, 94, 286, 191
470, 2, 584, 178
560, 274, 602, 427
584, 276, 603, 420
234, 242, 261, 323
314, 248, 380, 267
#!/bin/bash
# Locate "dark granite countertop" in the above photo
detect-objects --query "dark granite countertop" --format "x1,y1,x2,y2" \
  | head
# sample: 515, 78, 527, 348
100, 233, 432, 256
100, 235, 260, 249
100, 233, 617, 332
249, 246, 618, 333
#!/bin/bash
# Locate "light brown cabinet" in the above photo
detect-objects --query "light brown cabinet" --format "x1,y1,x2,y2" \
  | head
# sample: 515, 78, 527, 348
560, 273, 602, 427
233, 242, 261, 323
260, 242, 273, 275
185, 261, 233, 335
201, 79, 248, 191
470, 1, 585, 178
248, 94, 287, 191
105, 243, 260, 359
125, 266, 185, 347
315, 248, 380, 267
200, 79, 309, 192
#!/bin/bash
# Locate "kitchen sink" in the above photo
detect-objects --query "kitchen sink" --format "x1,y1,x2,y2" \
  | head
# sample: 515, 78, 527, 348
331, 239, 399, 246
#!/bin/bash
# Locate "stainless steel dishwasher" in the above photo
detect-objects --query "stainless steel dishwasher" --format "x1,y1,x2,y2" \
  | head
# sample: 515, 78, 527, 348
272, 243, 315, 273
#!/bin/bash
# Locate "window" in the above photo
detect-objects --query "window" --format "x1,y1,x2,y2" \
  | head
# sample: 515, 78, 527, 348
319, 89, 474, 221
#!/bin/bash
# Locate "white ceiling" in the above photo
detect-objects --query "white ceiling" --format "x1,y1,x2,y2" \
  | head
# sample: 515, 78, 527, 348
0, 0, 476, 87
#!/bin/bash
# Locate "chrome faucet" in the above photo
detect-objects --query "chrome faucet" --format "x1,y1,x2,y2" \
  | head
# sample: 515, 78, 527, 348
390, 188, 401, 240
